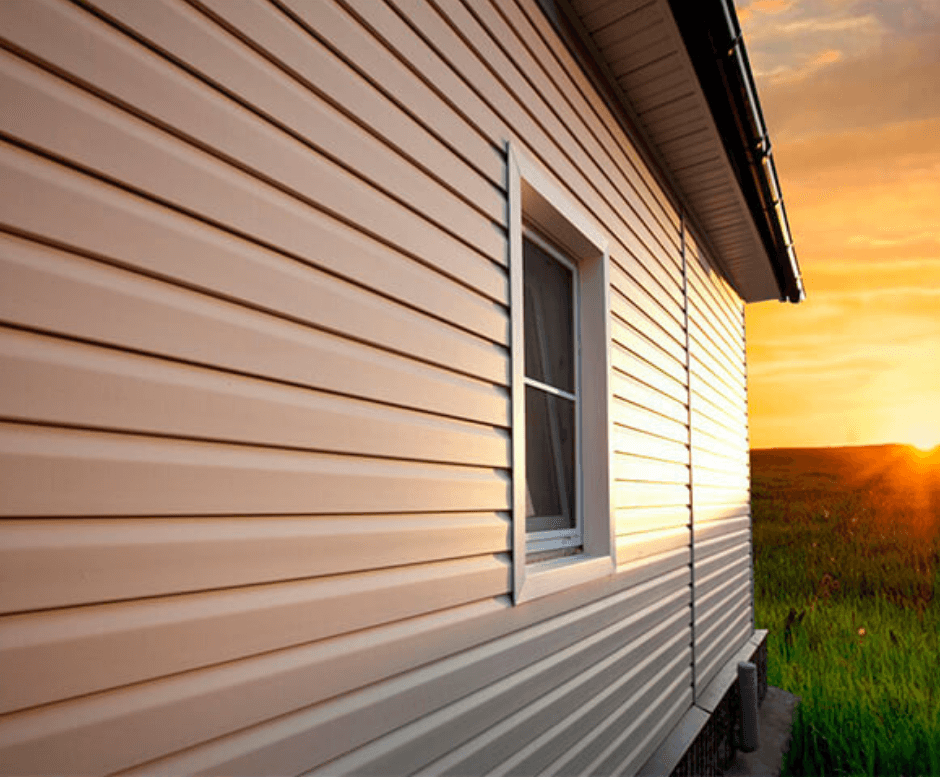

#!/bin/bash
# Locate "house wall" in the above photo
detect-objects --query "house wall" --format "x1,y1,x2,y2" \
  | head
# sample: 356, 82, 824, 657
0, 0, 748, 774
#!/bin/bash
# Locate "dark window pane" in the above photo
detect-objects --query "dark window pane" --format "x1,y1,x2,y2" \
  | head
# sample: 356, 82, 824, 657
523, 237, 574, 393
525, 385, 576, 533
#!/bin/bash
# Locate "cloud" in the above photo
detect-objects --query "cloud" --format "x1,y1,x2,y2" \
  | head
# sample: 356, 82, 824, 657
848, 232, 940, 248
762, 15, 881, 39
760, 48, 844, 83
740, 1, 885, 85
741, 0, 940, 139
738, 0, 795, 23
752, 0, 794, 12
810, 259, 940, 288
773, 117, 940, 178
748, 351, 894, 379
765, 119, 940, 275
816, 288, 940, 304
758, 44, 940, 140
747, 332, 940, 448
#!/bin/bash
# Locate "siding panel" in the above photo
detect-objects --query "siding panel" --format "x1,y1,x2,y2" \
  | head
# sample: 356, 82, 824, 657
617, 506, 692, 536
0, 50, 507, 300
0, 329, 509, 467
274, 0, 509, 157
612, 370, 688, 423
0, 140, 508, 344
0, 555, 510, 714
505, 0, 680, 235
0, 597, 512, 776
419, 614, 689, 776
463, 0, 681, 259
310, 598, 691, 776
614, 344, 688, 406
614, 452, 690, 485
0, 232, 508, 424
547, 653, 692, 775
612, 397, 689, 445
116, 572, 691, 776
0, 513, 511, 614
616, 526, 691, 564
612, 424, 690, 466
344, 0, 685, 298
0, 423, 510, 517
1, 0, 506, 244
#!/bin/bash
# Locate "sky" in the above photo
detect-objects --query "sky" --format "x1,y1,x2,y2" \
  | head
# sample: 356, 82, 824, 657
737, 0, 940, 450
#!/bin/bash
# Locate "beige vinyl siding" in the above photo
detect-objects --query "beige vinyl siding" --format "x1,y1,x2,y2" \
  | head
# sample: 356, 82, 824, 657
0, 553, 510, 714
0, 0, 508, 771
0, 512, 511, 614
0, 0, 763, 774
685, 232, 753, 695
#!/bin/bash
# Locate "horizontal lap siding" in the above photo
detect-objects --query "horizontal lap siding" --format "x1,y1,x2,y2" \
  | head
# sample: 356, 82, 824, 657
0, 0, 509, 772
686, 234, 753, 696
309, 583, 692, 777
0, 0, 700, 774
0, 553, 511, 714
0, 513, 511, 614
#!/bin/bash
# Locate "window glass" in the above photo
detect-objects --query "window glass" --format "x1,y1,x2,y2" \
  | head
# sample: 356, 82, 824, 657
523, 238, 574, 394
525, 385, 575, 533
523, 233, 578, 540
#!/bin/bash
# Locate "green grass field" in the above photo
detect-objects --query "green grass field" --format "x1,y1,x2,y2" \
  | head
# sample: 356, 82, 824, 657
751, 445, 940, 776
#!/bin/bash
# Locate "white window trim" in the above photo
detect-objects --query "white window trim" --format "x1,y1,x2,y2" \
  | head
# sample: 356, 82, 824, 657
508, 141, 614, 604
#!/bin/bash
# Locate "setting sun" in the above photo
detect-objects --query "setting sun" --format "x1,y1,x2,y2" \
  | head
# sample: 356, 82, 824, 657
899, 416, 940, 453
910, 436, 940, 454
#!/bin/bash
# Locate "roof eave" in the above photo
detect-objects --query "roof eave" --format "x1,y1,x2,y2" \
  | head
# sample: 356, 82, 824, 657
667, 0, 804, 303
539, 0, 804, 304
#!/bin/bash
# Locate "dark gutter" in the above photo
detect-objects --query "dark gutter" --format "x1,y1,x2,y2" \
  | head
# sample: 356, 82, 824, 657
667, 0, 804, 302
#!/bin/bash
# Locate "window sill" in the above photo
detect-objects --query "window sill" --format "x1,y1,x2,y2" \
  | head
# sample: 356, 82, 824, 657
515, 553, 615, 603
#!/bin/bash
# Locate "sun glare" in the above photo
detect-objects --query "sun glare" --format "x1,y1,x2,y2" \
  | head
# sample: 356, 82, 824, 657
900, 420, 940, 454
908, 434, 939, 454
906, 427, 939, 452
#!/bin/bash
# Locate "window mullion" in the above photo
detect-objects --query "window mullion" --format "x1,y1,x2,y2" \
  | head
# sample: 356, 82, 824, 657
523, 377, 577, 403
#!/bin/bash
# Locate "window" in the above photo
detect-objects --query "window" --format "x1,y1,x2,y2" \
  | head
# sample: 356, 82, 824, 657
508, 143, 614, 603
523, 231, 580, 555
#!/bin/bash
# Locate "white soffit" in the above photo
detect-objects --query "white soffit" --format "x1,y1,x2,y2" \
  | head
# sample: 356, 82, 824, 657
569, 0, 781, 302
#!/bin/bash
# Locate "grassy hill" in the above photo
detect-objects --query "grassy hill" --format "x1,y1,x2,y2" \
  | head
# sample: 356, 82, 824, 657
750, 444, 940, 776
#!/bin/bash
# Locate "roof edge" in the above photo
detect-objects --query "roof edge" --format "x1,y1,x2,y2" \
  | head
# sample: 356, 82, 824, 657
666, 0, 804, 303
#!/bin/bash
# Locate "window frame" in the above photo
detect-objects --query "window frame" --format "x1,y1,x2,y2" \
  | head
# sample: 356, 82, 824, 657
508, 142, 615, 604
522, 227, 582, 555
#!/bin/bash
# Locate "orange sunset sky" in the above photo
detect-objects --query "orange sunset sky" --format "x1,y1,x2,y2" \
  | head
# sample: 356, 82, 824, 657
737, 0, 940, 450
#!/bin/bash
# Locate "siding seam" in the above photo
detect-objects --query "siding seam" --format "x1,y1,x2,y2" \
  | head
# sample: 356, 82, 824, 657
744, 303, 755, 632
681, 210, 696, 700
